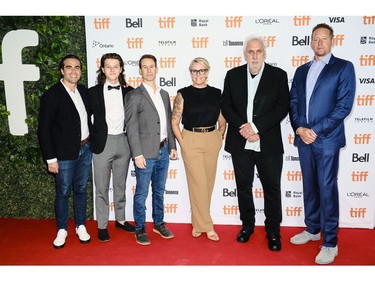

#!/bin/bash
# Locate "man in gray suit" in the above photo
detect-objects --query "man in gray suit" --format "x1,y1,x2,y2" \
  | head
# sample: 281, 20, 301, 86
125, 54, 178, 246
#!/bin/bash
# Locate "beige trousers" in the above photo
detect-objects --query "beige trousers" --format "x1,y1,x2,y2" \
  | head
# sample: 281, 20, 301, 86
181, 128, 222, 232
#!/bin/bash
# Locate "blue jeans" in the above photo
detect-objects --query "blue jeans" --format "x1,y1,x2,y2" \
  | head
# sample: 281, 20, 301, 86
133, 145, 169, 230
55, 143, 92, 231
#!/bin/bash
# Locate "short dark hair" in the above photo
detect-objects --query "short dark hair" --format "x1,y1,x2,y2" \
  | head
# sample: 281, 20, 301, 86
59, 54, 82, 71
312, 23, 334, 38
139, 54, 157, 68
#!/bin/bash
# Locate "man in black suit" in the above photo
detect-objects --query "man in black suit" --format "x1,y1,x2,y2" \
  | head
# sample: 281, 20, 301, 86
38, 54, 92, 249
221, 36, 289, 251
89, 53, 135, 242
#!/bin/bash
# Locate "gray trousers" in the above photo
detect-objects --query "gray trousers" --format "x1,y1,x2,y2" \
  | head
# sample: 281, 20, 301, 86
93, 134, 132, 229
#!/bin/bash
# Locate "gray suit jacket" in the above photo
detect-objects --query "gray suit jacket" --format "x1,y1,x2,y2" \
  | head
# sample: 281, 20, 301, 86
125, 83, 176, 159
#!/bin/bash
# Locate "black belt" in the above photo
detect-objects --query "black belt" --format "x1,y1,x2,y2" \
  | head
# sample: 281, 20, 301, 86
80, 137, 90, 147
159, 138, 167, 148
185, 125, 216, 133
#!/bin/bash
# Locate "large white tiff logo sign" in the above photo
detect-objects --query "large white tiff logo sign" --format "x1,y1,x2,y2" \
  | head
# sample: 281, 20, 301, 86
0, 30, 40, 136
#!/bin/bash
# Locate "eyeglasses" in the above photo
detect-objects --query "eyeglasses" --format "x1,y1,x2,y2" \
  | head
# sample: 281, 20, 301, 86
190, 69, 208, 75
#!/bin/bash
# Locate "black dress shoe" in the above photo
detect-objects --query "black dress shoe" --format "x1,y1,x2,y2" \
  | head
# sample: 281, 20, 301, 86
237, 226, 254, 243
267, 234, 281, 251
98, 228, 110, 242
115, 221, 136, 233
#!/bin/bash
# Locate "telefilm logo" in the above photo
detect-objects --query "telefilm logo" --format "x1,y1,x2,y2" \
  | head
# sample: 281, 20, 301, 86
92, 40, 114, 48
159, 40, 177, 47
191, 18, 209, 27
0, 30, 40, 136
354, 117, 373, 123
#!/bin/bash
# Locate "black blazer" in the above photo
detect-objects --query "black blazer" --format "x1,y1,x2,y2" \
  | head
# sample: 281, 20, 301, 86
88, 84, 134, 154
38, 81, 91, 161
221, 63, 290, 157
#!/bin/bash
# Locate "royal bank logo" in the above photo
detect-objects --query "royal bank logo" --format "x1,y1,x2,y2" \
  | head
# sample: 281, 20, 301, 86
360, 36, 375, 44
191, 18, 209, 27
92, 40, 114, 48
285, 191, 302, 198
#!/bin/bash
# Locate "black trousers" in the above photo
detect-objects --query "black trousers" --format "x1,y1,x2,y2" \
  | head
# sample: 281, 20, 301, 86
231, 150, 283, 235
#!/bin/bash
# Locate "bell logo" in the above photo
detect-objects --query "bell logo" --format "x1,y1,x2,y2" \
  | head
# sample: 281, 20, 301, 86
293, 16, 311, 26
0, 29, 40, 136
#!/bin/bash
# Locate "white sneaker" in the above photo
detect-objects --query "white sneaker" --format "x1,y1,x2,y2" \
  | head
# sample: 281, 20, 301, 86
315, 245, 338, 264
76, 225, 91, 243
53, 229, 67, 249
290, 230, 321, 245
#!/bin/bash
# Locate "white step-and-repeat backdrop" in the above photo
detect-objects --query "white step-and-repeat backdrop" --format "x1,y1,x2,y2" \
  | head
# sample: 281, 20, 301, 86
84, 16, 375, 229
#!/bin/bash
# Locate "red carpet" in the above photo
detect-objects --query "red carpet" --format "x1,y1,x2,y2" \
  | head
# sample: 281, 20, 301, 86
0, 218, 374, 266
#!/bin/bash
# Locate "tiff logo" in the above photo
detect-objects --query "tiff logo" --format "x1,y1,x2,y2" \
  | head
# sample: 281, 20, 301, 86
359, 54, 375, 66
293, 16, 311, 26
349, 208, 367, 218
288, 134, 295, 144
127, 77, 143, 88
164, 204, 178, 213
93, 18, 110, 29
351, 171, 369, 181
356, 94, 375, 106
225, 16, 243, 28
0, 30, 40, 135
223, 205, 240, 215
264, 36, 276, 47
286, 171, 303, 181
192, 37, 209, 48
285, 206, 303, 216
167, 169, 177, 179
126, 38, 144, 49
353, 133, 371, 144
223, 170, 235, 180
224, 57, 242, 68
291, 55, 310, 67
159, 17, 176, 28
160, 57, 176, 68
363, 16, 375, 25
333, 34, 345, 46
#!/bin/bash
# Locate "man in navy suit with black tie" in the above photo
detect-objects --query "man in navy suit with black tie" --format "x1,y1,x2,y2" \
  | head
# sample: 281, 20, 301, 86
221, 36, 290, 251
289, 23, 356, 265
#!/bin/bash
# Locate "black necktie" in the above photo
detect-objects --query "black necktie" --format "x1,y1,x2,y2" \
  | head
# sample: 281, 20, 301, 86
108, 85, 120, 91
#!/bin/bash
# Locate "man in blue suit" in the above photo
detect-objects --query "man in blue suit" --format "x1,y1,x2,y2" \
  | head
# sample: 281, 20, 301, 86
289, 23, 356, 264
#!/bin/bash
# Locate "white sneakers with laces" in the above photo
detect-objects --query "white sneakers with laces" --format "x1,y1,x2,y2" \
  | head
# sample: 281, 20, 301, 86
315, 245, 338, 264
290, 230, 321, 245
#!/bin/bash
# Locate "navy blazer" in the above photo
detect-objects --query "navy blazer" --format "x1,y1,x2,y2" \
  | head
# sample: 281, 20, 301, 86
38, 81, 91, 161
88, 83, 134, 154
290, 55, 356, 150
125, 84, 177, 159
221, 63, 290, 157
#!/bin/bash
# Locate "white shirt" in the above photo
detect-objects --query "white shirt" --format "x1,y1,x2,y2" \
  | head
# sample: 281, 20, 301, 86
143, 82, 167, 142
244, 62, 265, 152
104, 82, 124, 135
